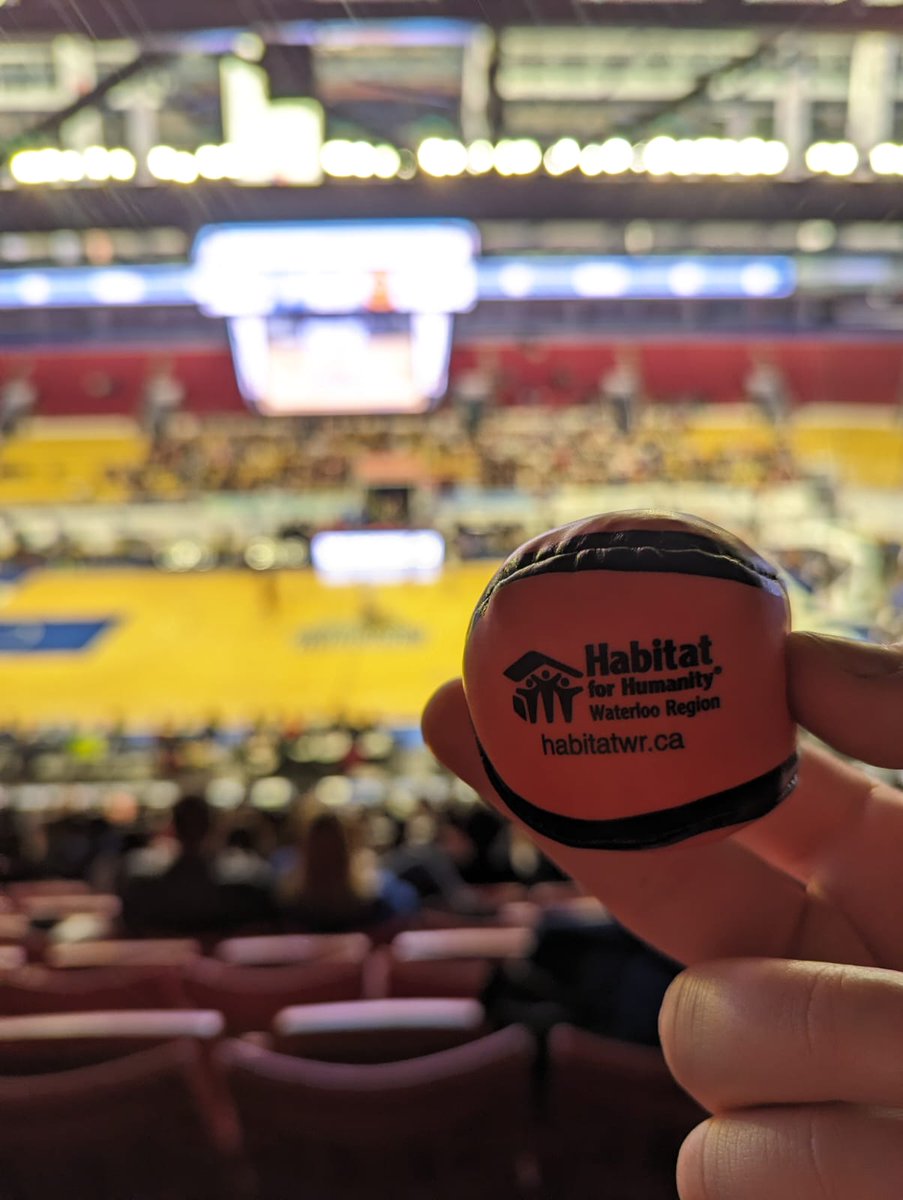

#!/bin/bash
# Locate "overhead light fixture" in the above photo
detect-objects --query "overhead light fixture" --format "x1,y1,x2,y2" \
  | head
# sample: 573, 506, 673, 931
493, 139, 542, 177
805, 141, 859, 176
543, 138, 581, 176
417, 138, 468, 178
869, 143, 903, 175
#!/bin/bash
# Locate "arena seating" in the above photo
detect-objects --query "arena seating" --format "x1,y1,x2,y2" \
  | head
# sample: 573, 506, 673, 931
0, 921, 704, 1199
271, 997, 488, 1062
7, 880, 94, 900
540, 1024, 705, 1200
373, 926, 535, 999
46, 938, 202, 969
17, 893, 121, 924
0, 1039, 242, 1200
214, 932, 370, 966
0, 914, 29, 944
182, 956, 367, 1036
0, 1008, 223, 1074
0, 420, 143, 505
0, 965, 185, 1016
0, 946, 25, 972
219, 1026, 536, 1200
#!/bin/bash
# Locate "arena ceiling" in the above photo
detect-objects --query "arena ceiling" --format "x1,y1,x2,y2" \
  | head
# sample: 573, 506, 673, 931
0, 2, 901, 231
1, 0, 902, 36
0, 177, 899, 235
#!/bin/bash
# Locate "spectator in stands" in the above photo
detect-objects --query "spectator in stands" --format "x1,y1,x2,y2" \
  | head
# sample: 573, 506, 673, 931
119, 792, 231, 936
450, 805, 566, 887
598, 347, 643, 435
141, 357, 186, 445
382, 808, 496, 916
744, 349, 790, 425
482, 911, 681, 1046
0, 808, 24, 883
216, 824, 279, 930
0, 361, 37, 439
454, 349, 497, 439
277, 806, 419, 933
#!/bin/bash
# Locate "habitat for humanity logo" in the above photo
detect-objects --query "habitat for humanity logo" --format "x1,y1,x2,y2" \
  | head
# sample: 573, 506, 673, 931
504, 651, 585, 724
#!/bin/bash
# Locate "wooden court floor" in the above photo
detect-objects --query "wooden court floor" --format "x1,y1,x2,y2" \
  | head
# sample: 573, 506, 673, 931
0, 564, 496, 728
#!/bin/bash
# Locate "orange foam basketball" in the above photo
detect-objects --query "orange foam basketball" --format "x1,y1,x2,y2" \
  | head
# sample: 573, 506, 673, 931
463, 511, 798, 850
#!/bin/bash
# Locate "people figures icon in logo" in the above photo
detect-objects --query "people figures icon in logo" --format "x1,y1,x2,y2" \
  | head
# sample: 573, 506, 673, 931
504, 651, 585, 723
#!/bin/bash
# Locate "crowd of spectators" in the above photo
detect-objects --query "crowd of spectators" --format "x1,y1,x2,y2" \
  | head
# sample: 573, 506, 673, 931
0, 772, 567, 938
107, 382, 803, 505
0, 717, 400, 788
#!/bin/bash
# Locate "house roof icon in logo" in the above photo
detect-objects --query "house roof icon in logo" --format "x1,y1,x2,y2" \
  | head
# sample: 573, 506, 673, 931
504, 651, 584, 725
504, 651, 583, 682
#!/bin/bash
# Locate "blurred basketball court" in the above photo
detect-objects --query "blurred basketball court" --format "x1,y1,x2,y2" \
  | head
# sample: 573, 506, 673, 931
0, 563, 495, 726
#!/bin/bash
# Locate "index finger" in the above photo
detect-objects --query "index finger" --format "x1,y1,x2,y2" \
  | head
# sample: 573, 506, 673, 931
732, 633, 903, 967
422, 678, 873, 968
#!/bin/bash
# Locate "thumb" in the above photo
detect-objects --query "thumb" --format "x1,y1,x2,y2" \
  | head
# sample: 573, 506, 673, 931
787, 632, 903, 768
420, 678, 494, 797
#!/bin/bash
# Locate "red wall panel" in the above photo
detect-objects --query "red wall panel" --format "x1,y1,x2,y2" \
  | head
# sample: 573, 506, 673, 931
451, 338, 903, 406
0, 337, 900, 416
0, 347, 246, 416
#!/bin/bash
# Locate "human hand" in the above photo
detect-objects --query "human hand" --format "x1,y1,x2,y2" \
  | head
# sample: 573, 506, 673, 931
422, 632, 903, 1199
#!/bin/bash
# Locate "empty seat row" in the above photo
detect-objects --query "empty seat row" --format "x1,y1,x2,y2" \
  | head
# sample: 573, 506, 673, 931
0, 999, 486, 1073
0, 928, 540, 1030
0, 1016, 703, 1200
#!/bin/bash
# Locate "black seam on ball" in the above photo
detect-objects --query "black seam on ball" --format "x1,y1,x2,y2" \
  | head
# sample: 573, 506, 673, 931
476, 743, 799, 850
471, 529, 784, 629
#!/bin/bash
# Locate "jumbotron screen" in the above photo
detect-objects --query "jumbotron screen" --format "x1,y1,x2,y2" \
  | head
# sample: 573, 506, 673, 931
199, 220, 479, 416
230, 310, 454, 415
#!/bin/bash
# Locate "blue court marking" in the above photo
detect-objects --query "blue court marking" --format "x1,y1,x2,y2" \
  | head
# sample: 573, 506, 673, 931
0, 566, 31, 585
0, 620, 116, 654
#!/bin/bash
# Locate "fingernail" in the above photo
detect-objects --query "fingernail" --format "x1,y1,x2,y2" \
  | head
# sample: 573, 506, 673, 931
796, 632, 903, 678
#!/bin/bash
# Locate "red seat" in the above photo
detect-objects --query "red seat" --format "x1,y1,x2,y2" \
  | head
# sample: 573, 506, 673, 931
272, 997, 488, 1062
214, 931, 370, 966
17, 893, 121, 924
0, 965, 185, 1016
219, 1025, 536, 1200
469, 882, 530, 906
0, 1008, 224, 1074
0, 913, 29, 944
374, 926, 534, 999
0, 946, 25, 972
46, 937, 200, 969
0, 1039, 241, 1199
528, 882, 581, 908
182, 955, 365, 1035
498, 901, 542, 927
541, 1024, 705, 1200
6, 880, 94, 903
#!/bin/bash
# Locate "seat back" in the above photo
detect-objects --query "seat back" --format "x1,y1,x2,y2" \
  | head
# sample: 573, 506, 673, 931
182, 956, 365, 1035
376, 926, 534, 998
220, 1025, 535, 1200
0, 1039, 238, 1199
272, 997, 487, 1062
542, 1024, 705, 1200
392, 927, 534, 961
17, 894, 121, 925
0, 965, 185, 1016
0, 913, 30, 944
46, 937, 200, 969
380, 955, 493, 998
0, 947, 25, 972
6, 880, 94, 902
214, 932, 370, 966
0, 1008, 224, 1074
